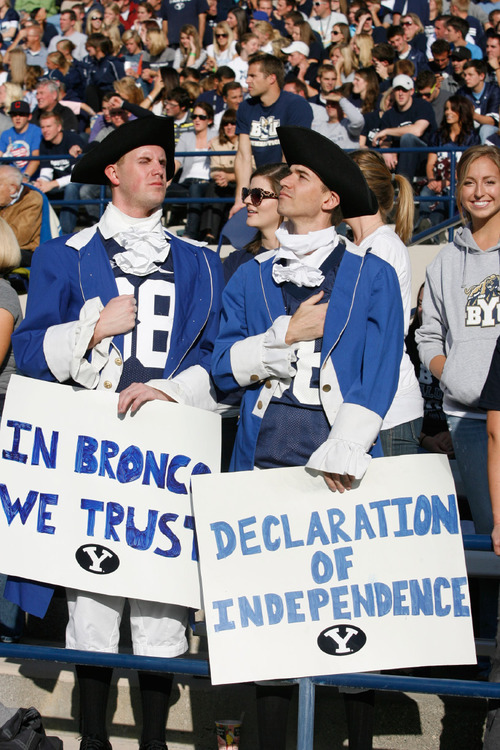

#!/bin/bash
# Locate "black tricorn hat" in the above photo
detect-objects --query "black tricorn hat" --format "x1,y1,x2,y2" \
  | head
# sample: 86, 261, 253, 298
277, 126, 378, 219
72, 116, 175, 186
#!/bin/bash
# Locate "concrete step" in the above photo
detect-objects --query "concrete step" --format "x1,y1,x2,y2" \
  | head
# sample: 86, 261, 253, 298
0, 650, 490, 750
0, 594, 491, 749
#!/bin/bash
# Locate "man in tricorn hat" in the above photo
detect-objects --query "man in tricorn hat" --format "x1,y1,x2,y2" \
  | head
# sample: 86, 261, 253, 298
12, 116, 223, 750
212, 126, 404, 750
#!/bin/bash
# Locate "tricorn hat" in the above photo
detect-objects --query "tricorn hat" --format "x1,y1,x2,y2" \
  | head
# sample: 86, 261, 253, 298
277, 126, 378, 219
72, 116, 175, 185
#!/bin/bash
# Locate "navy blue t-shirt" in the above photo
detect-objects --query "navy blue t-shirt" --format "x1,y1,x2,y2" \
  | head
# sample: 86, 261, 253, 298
379, 97, 436, 145
159, 0, 209, 45
236, 90, 313, 167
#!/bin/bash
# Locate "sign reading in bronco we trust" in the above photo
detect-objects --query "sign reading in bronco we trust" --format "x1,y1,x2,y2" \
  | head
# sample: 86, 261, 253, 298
0, 375, 221, 609
192, 456, 476, 685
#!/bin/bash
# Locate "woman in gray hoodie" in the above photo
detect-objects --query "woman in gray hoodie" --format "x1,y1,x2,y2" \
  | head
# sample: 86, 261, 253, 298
416, 144, 500, 537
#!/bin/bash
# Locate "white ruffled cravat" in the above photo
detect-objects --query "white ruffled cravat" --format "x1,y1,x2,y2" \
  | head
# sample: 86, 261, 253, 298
99, 204, 171, 277
272, 223, 338, 288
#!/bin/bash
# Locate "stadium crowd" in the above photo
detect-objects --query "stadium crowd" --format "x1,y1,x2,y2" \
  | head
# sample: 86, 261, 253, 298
0, 0, 499, 241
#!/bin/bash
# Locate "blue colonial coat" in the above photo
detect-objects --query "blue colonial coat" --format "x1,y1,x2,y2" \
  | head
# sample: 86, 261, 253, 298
212, 241, 404, 473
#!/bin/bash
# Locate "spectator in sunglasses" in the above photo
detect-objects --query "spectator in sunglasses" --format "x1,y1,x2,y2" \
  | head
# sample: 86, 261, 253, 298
309, 0, 347, 47
401, 12, 427, 54
205, 20, 237, 68
169, 102, 216, 240
224, 162, 290, 282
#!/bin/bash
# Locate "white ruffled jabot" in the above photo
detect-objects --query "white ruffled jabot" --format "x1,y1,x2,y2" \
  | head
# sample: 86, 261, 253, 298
272, 222, 338, 288
99, 204, 170, 277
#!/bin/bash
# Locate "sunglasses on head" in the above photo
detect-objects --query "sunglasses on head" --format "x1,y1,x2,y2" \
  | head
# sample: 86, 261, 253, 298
193, 113, 208, 120
242, 187, 279, 205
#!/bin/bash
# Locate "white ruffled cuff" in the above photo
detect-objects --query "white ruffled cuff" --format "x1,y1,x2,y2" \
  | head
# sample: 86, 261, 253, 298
147, 365, 220, 412
306, 437, 372, 479
230, 315, 297, 387
306, 402, 383, 479
43, 297, 113, 388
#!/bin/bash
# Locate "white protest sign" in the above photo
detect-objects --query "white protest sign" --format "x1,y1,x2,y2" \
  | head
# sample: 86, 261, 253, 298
0, 375, 221, 609
192, 455, 476, 685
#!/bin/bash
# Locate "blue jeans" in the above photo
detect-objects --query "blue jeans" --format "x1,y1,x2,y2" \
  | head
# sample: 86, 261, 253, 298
446, 415, 491, 533
167, 178, 210, 240
0, 573, 23, 640
419, 184, 450, 226
397, 133, 427, 182
48, 182, 82, 235
380, 417, 422, 457
446, 414, 497, 640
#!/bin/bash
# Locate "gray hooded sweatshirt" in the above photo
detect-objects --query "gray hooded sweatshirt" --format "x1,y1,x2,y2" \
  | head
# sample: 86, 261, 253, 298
416, 225, 500, 416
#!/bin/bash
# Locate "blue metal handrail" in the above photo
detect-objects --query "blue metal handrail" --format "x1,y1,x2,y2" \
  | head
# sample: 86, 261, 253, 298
0, 533, 496, 750
0, 146, 465, 236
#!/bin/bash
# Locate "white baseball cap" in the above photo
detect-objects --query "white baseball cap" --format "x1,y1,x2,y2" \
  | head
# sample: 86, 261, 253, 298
282, 41, 310, 57
392, 74, 414, 91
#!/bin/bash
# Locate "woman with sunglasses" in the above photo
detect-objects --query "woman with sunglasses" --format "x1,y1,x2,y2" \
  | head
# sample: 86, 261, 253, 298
85, 10, 103, 36
205, 21, 237, 68
201, 108, 251, 243
330, 21, 350, 46
223, 162, 290, 283
401, 13, 426, 54
170, 102, 216, 240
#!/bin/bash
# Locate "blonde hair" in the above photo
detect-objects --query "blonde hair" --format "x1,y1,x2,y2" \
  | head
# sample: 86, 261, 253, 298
122, 29, 141, 48
103, 24, 122, 55
456, 145, 500, 225
351, 33, 373, 67
47, 50, 69, 74
103, 2, 121, 29
351, 150, 415, 244
85, 8, 103, 35
0, 212, 21, 271
4, 83, 24, 111
114, 75, 144, 104
402, 12, 425, 34
271, 35, 290, 59
56, 39, 76, 58
8, 48, 27, 87
213, 21, 234, 55
253, 20, 279, 44
182, 79, 201, 101
146, 27, 168, 56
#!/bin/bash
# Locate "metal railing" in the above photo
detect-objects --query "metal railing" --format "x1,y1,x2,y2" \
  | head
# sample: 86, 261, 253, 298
0, 145, 466, 245
0, 534, 497, 750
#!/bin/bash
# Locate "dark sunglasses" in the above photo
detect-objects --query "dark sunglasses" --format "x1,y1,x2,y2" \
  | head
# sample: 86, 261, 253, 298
242, 187, 279, 206
91, 15, 102, 20
401, 20, 413, 25
216, 32, 228, 37
192, 113, 209, 120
